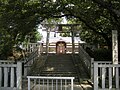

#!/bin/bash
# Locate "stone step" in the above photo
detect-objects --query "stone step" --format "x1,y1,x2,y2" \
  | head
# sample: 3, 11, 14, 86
39, 54, 80, 85
45, 60, 74, 63
30, 54, 90, 86
23, 53, 93, 90
42, 70, 76, 73
43, 67, 76, 71
45, 63, 74, 67
40, 72, 77, 76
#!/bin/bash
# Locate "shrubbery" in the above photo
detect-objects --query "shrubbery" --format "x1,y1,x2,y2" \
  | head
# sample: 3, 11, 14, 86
93, 49, 112, 61
86, 48, 112, 61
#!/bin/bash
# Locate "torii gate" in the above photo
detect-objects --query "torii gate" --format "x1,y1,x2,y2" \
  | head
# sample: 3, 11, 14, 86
41, 24, 80, 54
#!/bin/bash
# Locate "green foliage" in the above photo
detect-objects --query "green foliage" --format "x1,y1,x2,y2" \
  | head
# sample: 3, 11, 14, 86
60, 0, 120, 48
60, 32, 71, 37
85, 47, 112, 61
0, 0, 44, 58
93, 49, 112, 61
80, 27, 107, 45
29, 30, 42, 43
0, 0, 120, 58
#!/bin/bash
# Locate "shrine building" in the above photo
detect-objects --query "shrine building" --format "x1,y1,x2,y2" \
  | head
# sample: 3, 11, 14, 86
38, 24, 85, 54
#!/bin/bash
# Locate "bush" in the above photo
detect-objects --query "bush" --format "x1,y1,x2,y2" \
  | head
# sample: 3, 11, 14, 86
92, 48, 112, 61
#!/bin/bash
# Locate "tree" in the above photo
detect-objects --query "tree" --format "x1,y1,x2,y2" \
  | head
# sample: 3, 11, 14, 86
0, 0, 120, 58
0, 0, 43, 58
50, 0, 120, 49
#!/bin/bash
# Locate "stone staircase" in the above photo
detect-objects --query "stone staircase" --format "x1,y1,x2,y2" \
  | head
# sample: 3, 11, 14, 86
23, 53, 93, 90
39, 54, 79, 83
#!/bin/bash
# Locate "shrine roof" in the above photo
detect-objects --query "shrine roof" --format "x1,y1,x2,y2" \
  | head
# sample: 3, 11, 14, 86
38, 37, 85, 44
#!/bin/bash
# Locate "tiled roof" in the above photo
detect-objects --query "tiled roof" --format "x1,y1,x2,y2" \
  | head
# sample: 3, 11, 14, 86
39, 37, 85, 44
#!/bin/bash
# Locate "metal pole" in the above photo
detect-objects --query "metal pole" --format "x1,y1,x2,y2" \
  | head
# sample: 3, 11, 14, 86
71, 79, 74, 90
28, 77, 30, 90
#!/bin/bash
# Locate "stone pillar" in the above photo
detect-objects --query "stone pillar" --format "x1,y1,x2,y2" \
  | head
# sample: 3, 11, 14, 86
112, 30, 118, 64
17, 62, 22, 90
112, 30, 118, 76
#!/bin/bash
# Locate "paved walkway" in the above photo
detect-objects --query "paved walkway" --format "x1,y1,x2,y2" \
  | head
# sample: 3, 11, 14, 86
23, 83, 93, 90
28, 83, 93, 90
32, 84, 83, 90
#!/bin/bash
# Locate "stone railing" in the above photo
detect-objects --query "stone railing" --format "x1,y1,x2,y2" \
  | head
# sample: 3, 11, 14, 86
78, 46, 92, 78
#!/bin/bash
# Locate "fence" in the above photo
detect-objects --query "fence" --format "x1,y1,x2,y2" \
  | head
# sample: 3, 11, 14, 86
91, 60, 120, 80
0, 43, 43, 90
91, 59, 113, 81
0, 60, 22, 90
22, 43, 40, 54
27, 76, 74, 90
93, 62, 120, 90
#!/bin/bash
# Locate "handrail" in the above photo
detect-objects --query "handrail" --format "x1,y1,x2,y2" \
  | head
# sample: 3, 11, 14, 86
27, 76, 74, 90
30, 53, 48, 76
71, 54, 81, 84
20, 43, 40, 76
23, 50, 38, 64
22, 50, 48, 76
22, 49, 39, 76
27, 76, 75, 79
78, 46, 91, 78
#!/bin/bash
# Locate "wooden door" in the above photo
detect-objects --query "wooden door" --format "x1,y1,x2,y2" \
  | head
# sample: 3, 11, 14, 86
56, 42, 66, 54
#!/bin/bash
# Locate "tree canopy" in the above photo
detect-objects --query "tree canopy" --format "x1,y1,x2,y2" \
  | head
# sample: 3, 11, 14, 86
0, 0, 120, 58
52, 0, 120, 48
